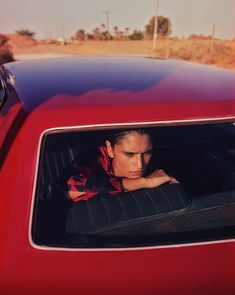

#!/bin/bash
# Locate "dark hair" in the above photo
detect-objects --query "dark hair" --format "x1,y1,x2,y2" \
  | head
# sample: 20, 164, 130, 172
108, 128, 153, 147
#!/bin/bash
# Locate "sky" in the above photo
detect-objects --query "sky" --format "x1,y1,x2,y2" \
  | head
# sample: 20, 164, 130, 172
0, 0, 235, 40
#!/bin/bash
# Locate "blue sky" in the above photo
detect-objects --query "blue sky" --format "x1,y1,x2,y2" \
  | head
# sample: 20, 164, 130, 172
1, 0, 235, 39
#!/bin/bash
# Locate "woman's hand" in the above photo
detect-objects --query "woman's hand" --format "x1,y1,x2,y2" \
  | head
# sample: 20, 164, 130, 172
122, 169, 179, 191
145, 169, 179, 188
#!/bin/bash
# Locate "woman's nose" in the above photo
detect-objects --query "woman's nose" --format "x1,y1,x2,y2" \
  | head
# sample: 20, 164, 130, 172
136, 155, 143, 170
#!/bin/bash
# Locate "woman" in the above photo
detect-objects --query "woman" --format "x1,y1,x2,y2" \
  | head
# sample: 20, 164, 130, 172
67, 129, 177, 201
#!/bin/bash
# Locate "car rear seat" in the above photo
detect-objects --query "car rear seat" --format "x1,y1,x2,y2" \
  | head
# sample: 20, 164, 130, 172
65, 183, 190, 235
33, 132, 103, 243
33, 132, 191, 244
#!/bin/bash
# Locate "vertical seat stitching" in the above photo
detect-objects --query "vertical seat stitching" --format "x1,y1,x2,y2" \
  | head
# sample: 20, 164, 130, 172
100, 196, 112, 224
144, 189, 159, 213
158, 186, 173, 210
171, 185, 187, 207
129, 192, 144, 217
52, 150, 60, 179
71, 208, 76, 231
116, 197, 128, 220
86, 200, 95, 227
45, 153, 53, 182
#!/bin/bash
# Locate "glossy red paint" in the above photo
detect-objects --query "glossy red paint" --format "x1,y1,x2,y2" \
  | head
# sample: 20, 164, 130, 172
3, 57, 235, 129
1, 57, 235, 295
4, 57, 235, 110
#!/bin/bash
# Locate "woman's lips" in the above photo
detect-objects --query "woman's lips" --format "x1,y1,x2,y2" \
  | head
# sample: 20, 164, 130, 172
130, 171, 143, 177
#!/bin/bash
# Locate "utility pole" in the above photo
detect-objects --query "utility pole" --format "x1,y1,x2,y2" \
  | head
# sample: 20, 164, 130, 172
165, 19, 171, 59
59, 25, 65, 45
62, 25, 65, 40
153, 0, 160, 50
210, 23, 216, 59
103, 10, 110, 39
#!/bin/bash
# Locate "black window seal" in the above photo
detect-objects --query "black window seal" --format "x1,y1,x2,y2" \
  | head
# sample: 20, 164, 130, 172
0, 67, 8, 110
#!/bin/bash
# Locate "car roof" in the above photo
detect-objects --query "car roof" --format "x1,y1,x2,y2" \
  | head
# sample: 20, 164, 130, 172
3, 56, 235, 125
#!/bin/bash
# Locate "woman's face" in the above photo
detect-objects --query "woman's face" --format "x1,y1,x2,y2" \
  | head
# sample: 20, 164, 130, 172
106, 132, 153, 178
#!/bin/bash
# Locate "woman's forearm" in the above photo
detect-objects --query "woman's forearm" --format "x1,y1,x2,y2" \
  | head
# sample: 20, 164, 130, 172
122, 175, 170, 191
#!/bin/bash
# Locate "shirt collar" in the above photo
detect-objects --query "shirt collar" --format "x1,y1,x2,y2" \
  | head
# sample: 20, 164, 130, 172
98, 146, 114, 175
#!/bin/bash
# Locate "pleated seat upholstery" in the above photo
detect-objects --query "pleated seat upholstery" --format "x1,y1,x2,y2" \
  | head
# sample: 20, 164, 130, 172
66, 183, 190, 234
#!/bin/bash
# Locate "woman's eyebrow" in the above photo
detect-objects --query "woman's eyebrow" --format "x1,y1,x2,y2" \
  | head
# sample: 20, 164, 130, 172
123, 148, 153, 155
123, 151, 136, 155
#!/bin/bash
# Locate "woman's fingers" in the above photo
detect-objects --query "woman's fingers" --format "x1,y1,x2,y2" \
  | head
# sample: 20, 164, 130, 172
170, 177, 179, 184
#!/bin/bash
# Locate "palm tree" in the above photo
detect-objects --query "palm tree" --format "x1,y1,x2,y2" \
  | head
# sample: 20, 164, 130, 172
125, 27, 130, 37
75, 29, 86, 41
113, 26, 119, 39
100, 23, 106, 33
93, 27, 101, 40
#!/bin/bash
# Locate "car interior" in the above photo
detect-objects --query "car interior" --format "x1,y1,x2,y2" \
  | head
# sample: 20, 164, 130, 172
32, 123, 235, 248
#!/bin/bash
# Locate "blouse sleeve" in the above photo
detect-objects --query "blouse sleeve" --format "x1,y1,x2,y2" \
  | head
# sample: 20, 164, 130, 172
67, 167, 124, 202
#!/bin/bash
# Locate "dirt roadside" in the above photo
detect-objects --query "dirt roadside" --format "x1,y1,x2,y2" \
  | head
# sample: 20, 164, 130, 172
7, 35, 235, 71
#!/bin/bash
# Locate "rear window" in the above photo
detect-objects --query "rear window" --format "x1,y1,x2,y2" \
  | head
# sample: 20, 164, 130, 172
32, 123, 235, 248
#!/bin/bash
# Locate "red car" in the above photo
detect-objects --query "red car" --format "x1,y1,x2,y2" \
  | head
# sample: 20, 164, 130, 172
1, 56, 235, 295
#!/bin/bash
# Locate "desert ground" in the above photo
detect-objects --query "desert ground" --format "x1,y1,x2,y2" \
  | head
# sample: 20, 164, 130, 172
7, 34, 235, 71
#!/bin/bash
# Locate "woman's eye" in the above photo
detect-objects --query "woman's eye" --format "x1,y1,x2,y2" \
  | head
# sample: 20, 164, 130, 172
125, 153, 134, 157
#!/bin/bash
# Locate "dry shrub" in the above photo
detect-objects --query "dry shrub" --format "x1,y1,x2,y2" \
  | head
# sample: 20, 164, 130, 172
0, 34, 14, 65
162, 39, 235, 70
7, 34, 36, 48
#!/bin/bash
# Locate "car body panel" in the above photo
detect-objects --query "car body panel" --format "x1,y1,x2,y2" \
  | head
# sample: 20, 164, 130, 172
1, 57, 235, 294
4, 57, 235, 117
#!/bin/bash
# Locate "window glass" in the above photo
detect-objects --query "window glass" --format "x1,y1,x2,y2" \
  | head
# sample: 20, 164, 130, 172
32, 123, 235, 248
